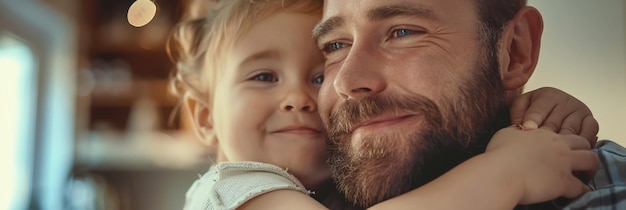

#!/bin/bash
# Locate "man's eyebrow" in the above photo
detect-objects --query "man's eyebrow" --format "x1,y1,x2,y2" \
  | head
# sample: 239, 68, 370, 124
312, 16, 344, 44
367, 3, 437, 22
312, 4, 436, 44
238, 49, 280, 67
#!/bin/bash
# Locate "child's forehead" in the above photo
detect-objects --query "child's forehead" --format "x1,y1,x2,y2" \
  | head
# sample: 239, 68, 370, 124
238, 9, 322, 36
199, 1, 324, 82
229, 12, 321, 62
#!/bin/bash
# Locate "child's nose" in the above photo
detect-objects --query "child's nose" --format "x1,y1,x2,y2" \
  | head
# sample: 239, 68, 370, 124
280, 91, 316, 112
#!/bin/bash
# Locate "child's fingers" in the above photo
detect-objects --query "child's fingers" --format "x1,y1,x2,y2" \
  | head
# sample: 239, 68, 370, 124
555, 107, 598, 148
510, 93, 532, 125
559, 113, 599, 147
558, 114, 582, 136
569, 151, 599, 171
539, 96, 582, 132
524, 101, 557, 131
579, 115, 600, 147
522, 120, 539, 130
565, 134, 591, 150
561, 176, 591, 199
564, 151, 599, 198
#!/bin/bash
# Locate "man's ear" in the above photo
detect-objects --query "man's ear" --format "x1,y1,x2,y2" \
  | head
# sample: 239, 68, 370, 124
185, 94, 218, 146
498, 6, 544, 91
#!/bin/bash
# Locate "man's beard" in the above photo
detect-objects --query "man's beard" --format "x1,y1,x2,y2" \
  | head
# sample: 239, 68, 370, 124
324, 40, 510, 208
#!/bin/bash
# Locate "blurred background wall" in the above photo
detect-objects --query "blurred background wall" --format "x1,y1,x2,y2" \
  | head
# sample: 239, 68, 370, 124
526, 0, 626, 145
0, 0, 624, 210
1, 0, 210, 209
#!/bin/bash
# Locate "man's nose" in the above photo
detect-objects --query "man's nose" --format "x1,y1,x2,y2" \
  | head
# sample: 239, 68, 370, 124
333, 44, 386, 100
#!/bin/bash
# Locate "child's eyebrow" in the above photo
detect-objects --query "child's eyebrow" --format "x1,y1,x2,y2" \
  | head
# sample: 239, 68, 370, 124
238, 49, 281, 67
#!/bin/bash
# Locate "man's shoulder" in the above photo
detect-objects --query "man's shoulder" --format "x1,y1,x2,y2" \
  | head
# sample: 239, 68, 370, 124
592, 140, 626, 188
561, 140, 626, 210
563, 185, 626, 210
595, 140, 626, 154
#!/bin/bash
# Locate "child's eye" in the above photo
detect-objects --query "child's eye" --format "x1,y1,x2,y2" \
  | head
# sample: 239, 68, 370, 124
312, 74, 324, 84
252, 73, 278, 82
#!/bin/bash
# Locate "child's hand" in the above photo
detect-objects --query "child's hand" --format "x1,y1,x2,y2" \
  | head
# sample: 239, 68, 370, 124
486, 126, 599, 204
510, 87, 599, 147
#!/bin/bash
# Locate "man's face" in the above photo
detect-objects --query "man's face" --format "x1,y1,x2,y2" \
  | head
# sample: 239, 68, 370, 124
315, 0, 509, 207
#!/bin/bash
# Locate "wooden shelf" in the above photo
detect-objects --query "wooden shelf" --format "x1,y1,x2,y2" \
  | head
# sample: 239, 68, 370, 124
90, 79, 177, 107
71, 1, 196, 210
75, 130, 213, 171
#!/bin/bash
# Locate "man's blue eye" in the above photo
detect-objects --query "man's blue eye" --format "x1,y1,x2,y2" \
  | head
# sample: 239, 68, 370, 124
331, 42, 345, 51
324, 42, 346, 53
253, 73, 278, 82
312, 75, 324, 84
394, 29, 414, 38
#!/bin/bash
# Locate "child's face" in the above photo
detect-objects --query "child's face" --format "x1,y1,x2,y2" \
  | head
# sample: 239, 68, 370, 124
211, 12, 329, 184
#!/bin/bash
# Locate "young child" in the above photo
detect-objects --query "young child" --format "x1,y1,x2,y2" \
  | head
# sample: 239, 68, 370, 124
166, 0, 598, 209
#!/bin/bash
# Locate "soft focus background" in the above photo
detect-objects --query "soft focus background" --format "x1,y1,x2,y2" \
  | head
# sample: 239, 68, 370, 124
527, 0, 626, 146
1, 0, 210, 210
0, 0, 624, 210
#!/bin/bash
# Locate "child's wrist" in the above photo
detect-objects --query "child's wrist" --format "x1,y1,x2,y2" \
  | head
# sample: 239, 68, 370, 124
479, 152, 526, 204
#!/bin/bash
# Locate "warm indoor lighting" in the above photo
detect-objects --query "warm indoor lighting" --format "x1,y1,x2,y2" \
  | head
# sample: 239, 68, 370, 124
127, 0, 157, 27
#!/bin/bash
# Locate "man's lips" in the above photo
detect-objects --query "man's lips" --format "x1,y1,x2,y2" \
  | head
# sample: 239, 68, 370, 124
352, 114, 417, 133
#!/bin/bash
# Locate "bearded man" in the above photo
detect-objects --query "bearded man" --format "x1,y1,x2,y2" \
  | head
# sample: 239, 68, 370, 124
314, 0, 626, 209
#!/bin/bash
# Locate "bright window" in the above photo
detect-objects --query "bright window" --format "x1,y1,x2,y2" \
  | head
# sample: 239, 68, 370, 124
0, 34, 36, 210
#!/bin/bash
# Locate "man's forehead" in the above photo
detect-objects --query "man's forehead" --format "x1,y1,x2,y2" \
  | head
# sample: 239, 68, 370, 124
315, 1, 434, 40
321, 0, 477, 19
330, 2, 436, 19
315, 0, 474, 43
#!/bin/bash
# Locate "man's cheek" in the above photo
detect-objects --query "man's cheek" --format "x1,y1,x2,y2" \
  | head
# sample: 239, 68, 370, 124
318, 83, 338, 117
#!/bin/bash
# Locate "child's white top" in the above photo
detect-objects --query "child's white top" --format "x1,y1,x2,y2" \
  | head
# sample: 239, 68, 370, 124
183, 161, 309, 210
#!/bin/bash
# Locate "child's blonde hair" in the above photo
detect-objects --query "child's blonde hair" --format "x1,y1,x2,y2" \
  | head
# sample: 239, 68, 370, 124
167, 0, 323, 106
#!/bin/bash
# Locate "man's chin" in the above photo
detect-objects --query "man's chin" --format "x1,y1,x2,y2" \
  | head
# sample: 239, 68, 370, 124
329, 132, 425, 208
329, 127, 481, 208
348, 133, 416, 159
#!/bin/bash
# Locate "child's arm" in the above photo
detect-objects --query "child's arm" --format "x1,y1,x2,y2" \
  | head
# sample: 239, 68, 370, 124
239, 189, 328, 210
369, 88, 601, 209
369, 126, 598, 210
240, 127, 597, 210
509, 87, 599, 146
240, 88, 600, 210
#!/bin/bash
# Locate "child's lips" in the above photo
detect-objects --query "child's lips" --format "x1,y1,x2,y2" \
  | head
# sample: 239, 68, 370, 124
272, 126, 321, 135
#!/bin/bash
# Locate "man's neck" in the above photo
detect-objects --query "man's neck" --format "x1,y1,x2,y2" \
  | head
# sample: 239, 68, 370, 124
410, 107, 512, 189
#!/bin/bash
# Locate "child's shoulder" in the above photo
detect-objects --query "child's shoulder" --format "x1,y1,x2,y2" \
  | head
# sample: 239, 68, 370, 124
183, 161, 309, 210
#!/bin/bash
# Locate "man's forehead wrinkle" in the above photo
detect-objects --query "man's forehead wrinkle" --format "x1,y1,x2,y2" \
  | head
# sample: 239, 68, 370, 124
367, 3, 438, 22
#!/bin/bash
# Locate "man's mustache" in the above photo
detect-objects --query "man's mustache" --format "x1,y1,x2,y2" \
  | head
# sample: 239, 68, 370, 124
325, 94, 442, 143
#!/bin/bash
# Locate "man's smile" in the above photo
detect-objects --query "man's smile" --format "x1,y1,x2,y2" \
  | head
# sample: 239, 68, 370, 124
352, 113, 422, 136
